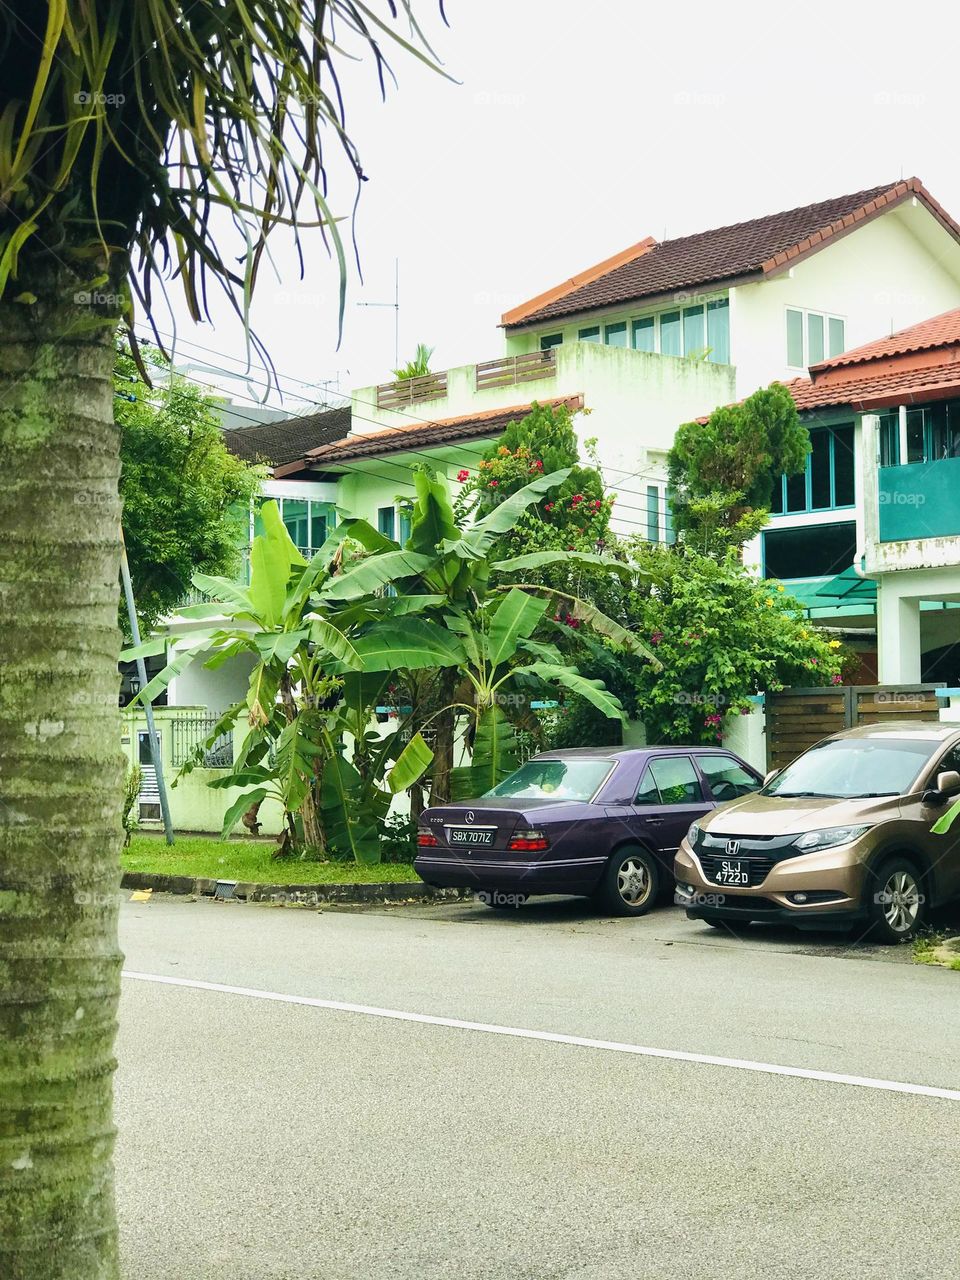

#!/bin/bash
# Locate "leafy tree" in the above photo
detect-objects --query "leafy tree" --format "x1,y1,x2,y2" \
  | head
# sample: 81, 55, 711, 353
668, 384, 809, 549
117, 344, 262, 634
0, 6, 442, 1275
393, 342, 434, 380
625, 543, 846, 745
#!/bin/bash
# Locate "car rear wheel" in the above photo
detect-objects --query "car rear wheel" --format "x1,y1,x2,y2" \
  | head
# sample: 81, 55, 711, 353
595, 846, 659, 917
865, 857, 926, 943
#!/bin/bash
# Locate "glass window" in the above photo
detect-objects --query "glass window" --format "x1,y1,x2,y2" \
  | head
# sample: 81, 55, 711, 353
786, 309, 804, 367
695, 754, 760, 801
832, 424, 855, 506
660, 311, 681, 356
310, 511, 327, 551
763, 736, 936, 799
646, 485, 660, 542
647, 756, 703, 805
398, 511, 412, 545
785, 470, 807, 513
878, 413, 900, 467
578, 325, 601, 343
486, 756, 613, 801
771, 477, 785, 515
906, 408, 927, 463
810, 430, 832, 510
807, 312, 825, 365
282, 499, 310, 551
632, 316, 655, 352
762, 521, 857, 580
683, 305, 705, 356
540, 333, 563, 350
604, 321, 628, 347
706, 298, 730, 364
377, 505, 396, 539
634, 766, 659, 806
828, 316, 845, 358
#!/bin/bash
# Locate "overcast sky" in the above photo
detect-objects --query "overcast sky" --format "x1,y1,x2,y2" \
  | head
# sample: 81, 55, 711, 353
160, 0, 959, 417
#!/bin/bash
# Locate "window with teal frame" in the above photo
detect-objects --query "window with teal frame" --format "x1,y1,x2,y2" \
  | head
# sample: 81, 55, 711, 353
604, 321, 628, 347
540, 333, 563, 350
377, 505, 396, 539
398, 509, 412, 546
632, 316, 655, 351
578, 325, 601, 343
706, 299, 730, 364
770, 424, 855, 514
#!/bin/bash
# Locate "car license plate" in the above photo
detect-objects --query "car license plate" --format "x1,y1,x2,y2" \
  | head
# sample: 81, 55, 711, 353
448, 827, 495, 847
714, 859, 749, 886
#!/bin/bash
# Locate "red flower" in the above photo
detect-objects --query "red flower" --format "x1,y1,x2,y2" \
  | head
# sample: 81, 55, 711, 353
544, 502, 555, 512
488, 480, 499, 488
456, 468, 469, 483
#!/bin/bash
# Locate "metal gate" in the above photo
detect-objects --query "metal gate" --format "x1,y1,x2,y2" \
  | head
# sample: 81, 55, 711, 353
765, 683, 944, 772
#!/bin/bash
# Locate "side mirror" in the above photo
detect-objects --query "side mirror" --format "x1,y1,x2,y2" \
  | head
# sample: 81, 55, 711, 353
922, 770, 960, 804
763, 769, 778, 786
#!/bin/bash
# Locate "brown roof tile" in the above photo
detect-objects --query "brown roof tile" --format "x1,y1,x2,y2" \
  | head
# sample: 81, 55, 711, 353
810, 307, 960, 371
286, 395, 584, 472
504, 179, 960, 329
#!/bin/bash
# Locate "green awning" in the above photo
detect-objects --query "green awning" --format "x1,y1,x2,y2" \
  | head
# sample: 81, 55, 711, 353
814, 567, 878, 602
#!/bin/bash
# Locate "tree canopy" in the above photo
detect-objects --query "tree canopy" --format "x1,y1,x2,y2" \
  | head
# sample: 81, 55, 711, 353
116, 345, 261, 634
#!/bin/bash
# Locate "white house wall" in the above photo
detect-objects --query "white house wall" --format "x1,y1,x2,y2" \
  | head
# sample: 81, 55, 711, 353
730, 204, 960, 398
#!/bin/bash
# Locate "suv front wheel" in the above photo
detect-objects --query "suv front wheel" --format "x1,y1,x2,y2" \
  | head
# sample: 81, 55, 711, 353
865, 856, 927, 943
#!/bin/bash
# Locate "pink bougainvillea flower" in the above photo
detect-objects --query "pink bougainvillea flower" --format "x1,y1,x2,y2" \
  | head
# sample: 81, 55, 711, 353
456, 468, 469, 483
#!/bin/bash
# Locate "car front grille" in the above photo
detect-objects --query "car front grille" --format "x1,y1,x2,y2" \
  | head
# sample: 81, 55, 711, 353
695, 894, 775, 913
697, 854, 775, 887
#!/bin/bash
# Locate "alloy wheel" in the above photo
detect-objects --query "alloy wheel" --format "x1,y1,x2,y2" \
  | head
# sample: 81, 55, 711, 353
881, 869, 921, 935
617, 857, 651, 906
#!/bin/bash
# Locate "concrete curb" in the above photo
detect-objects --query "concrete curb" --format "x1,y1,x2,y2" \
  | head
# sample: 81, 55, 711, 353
120, 870, 471, 905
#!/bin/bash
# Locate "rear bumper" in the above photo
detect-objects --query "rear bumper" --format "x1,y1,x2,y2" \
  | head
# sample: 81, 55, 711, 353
414, 853, 607, 897
674, 839, 864, 930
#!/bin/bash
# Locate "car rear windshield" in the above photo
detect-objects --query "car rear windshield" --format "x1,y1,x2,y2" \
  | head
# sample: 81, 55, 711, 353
763, 738, 936, 799
485, 757, 613, 802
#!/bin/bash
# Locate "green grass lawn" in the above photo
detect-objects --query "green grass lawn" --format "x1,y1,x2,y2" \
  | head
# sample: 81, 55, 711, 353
122, 834, 417, 885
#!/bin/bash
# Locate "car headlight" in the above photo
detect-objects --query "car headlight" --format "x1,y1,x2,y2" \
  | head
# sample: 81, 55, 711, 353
686, 822, 701, 848
793, 825, 872, 853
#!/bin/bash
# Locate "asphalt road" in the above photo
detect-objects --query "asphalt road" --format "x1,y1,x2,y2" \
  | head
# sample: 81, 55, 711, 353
115, 895, 960, 1280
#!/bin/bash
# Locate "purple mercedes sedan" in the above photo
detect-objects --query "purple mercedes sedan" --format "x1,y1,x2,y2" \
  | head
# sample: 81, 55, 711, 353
414, 746, 762, 915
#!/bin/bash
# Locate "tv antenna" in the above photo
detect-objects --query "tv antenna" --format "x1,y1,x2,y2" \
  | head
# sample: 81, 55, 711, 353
357, 257, 400, 369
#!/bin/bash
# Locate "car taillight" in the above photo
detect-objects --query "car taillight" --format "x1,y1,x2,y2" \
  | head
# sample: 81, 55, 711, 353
508, 829, 549, 852
417, 830, 438, 847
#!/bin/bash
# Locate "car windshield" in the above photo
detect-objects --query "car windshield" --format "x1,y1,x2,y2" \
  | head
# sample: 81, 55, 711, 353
763, 738, 936, 799
485, 757, 612, 802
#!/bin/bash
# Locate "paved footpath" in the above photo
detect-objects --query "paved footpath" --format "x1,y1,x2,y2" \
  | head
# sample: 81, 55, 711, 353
116, 895, 960, 1280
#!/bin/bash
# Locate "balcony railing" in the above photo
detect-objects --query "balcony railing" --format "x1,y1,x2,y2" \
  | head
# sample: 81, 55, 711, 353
475, 349, 556, 390
171, 712, 234, 769
879, 456, 960, 542
376, 370, 448, 409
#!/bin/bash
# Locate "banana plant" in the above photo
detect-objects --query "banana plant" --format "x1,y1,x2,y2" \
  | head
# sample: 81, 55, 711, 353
318, 468, 661, 795
122, 500, 452, 857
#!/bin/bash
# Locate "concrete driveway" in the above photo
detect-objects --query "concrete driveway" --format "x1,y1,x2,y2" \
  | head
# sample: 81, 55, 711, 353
115, 894, 960, 1279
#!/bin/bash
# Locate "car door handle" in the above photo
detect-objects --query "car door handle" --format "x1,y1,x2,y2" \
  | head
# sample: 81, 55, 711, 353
644, 817, 664, 825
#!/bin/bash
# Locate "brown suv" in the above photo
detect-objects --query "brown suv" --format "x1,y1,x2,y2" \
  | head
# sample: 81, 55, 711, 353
674, 721, 960, 942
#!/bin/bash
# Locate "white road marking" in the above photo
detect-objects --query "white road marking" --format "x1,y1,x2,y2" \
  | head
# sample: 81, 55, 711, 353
122, 970, 960, 1103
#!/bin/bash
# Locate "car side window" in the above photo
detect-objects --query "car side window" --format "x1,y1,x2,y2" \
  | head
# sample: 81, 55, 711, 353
933, 745, 960, 778
644, 756, 703, 805
694, 753, 760, 800
634, 766, 660, 806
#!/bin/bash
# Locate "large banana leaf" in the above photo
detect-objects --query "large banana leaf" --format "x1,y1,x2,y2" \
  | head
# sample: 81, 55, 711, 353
220, 787, 273, 840
350, 619, 465, 671
309, 618, 362, 669
471, 704, 518, 794
386, 732, 434, 794
486, 588, 548, 669
274, 711, 326, 812
317, 548, 434, 600
254, 630, 309, 665
191, 574, 255, 615
249, 500, 304, 627
321, 753, 388, 864
504, 585, 662, 668
514, 662, 626, 722
493, 549, 637, 581
447, 469, 571, 560
246, 663, 280, 729
408, 468, 459, 554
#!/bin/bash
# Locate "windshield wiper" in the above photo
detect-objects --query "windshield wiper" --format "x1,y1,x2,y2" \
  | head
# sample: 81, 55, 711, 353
854, 791, 898, 798
767, 791, 841, 798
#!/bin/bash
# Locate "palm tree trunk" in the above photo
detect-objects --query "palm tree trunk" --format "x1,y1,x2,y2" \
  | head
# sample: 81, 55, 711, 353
0, 269, 123, 1279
